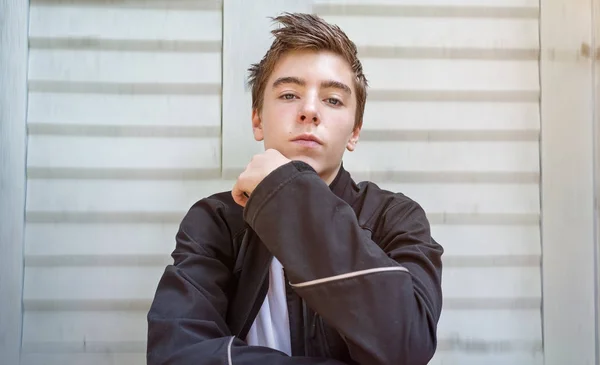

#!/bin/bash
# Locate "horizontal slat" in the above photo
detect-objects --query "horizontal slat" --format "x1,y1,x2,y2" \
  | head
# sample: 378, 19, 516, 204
438, 309, 541, 341
25, 180, 536, 214
27, 136, 220, 169
357, 46, 538, 60
380, 183, 539, 214
314, 0, 538, 6
29, 49, 221, 84
358, 129, 539, 142
319, 15, 538, 49
24, 311, 146, 343
362, 59, 538, 91
29, 5, 221, 41
26, 180, 232, 213
25, 211, 537, 225
22, 266, 540, 301
24, 299, 152, 311
20, 352, 543, 365
444, 255, 539, 267
222, 169, 539, 184
22, 297, 541, 311
24, 223, 179, 256
28, 168, 541, 182
29, 37, 221, 52
25, 180, 230, 212
23, 267, 164, 301
344, 141, 539, 172
423, 213, 538, 225
315, 4, 538, 18
22, 254, 540, 268
362, 101, 540, 131
27, 167, 222, 180
446, 267, 540, 298
27, 124, 221, 138
22, 212, 212, 224
27, 93, 221, 127
21, 309, 540, 344
443, 297, 539, 310
20, 340, 542, 354
28, 86, 533, 100
30, 0, 222, 10
350, 171, 539, 184
28, 80, 220, 95
21, 353, 146, 365
367, 89, 538, 102
385, 171, 537, 185
25, 255, 171, 267
433, 225, 540, 256
429, 351, 543, 365
23, 223, 541, 258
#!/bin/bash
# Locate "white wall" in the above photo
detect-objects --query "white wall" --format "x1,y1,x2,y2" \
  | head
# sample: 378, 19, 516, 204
0, 1, 29, 364
540, 0, 599, 364
14, 0, 590, 364
21, 1, 224, 364
313, 2, 542, 364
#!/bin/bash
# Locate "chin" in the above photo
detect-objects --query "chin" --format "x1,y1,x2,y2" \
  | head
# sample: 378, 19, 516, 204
291, 155, 318, 169
282, 154, 319, 172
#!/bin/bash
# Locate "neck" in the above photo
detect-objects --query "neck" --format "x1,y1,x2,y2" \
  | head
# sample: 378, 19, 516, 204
321, 162, 342, 186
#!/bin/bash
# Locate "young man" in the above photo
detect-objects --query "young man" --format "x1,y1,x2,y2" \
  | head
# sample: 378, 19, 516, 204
147, 13, 443, 365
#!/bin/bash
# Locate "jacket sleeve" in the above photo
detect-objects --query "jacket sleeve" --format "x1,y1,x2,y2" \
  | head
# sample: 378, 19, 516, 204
243, 161, 444, 365
147, 198, 347, 365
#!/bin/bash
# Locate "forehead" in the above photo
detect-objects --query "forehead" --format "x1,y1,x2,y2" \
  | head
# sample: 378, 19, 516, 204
267, 49, 355, 87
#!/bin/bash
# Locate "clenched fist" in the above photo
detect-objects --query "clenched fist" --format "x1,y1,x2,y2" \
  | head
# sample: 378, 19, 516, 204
232, 149, 291, 207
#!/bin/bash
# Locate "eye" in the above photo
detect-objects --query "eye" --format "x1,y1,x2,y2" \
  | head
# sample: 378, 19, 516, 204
326, 97, 343, 106
280, 93, 297, 100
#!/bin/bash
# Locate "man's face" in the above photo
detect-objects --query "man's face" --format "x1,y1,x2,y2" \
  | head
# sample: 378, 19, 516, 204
252, 50, 360, 182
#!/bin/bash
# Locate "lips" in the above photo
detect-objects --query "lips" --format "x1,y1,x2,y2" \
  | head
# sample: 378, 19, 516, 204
291, 134, 323, 145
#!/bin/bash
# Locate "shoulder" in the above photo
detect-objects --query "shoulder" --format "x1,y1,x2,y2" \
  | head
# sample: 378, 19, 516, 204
179, 190, 246, 242
357, 180, 425, 212
355, 180, 430, 232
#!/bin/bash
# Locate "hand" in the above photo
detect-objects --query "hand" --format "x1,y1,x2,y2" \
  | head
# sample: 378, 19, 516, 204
232, 149, 291, 207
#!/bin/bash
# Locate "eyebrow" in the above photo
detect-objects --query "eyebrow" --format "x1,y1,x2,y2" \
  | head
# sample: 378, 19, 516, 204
272, 77, 352, 96
272, 76, 305, 89
320, 80, 352, 96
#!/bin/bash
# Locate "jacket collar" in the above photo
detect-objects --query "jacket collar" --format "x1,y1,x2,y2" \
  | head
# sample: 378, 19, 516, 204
328, 162, 359, 205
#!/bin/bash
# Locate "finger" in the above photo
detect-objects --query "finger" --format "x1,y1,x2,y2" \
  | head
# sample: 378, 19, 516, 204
231, 182, 249, 207
232, 190, 247, 207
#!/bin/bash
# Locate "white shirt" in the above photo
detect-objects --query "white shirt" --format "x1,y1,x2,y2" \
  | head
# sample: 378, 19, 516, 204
245, 257, 292, 356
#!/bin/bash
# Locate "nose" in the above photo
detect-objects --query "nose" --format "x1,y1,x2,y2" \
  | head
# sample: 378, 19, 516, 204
298, 97, 320, 125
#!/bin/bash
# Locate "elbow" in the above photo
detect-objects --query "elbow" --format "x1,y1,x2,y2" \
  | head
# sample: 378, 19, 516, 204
381, 332, 436, 365
363, 326, 437, 365
402, 313, 438, 365
406, 332, 437, 365
386, 315, 438, 365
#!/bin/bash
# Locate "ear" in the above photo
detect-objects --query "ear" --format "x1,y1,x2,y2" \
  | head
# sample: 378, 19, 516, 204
252, 109, 264, 142
346, 125, 361, 152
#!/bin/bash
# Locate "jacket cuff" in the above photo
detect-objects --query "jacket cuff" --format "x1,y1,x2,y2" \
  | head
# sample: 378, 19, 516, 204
243, 160, 316, 226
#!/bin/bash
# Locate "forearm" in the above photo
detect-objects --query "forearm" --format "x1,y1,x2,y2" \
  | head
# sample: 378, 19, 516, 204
244, 162, 397, 281
244, 162, 442, 364
148, 251, 349, 365
148, 199, 350, 365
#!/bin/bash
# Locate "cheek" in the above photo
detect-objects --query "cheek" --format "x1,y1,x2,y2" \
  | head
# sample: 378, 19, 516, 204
328, 112, 355, 137
260, 106, 294, 139
265, 105, 297, 129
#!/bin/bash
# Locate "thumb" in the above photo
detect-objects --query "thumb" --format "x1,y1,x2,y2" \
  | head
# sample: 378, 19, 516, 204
232, 182, 249, 208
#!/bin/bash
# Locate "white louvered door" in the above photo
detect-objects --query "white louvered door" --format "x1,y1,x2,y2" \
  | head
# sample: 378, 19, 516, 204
22, 1, 225, 364
312, 1, 542, 364
21, 0, 542, 364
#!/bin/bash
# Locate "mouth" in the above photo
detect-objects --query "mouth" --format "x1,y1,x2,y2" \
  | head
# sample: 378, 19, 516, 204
291, 134, 323, 147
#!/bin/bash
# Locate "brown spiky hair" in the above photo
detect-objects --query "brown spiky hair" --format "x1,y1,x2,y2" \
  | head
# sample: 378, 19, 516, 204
247, 12, 368, 129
